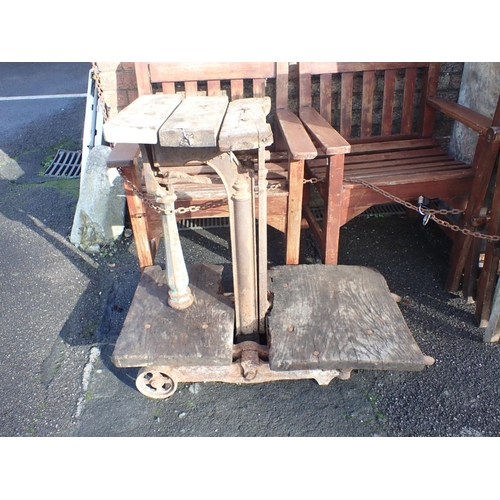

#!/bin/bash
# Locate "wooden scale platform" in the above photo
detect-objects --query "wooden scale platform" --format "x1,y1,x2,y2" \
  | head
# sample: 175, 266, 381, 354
104, 94, 434, 399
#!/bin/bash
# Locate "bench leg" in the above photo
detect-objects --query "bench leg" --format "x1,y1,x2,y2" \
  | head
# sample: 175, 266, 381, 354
446, 135, 499, 292
285, 157, 305, 265
322, 154, 345, 265
120, 164, 155, 270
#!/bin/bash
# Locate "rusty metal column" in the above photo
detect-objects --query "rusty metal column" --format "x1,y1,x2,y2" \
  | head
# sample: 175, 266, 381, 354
231, 171, 259, 336
206, 152, 259, 338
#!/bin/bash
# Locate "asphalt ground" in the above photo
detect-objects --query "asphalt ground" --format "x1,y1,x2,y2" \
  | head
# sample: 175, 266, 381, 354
0, 63, 497, 497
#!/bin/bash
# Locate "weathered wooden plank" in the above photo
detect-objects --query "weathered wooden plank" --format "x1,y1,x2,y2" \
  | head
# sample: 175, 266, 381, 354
420, 63, 440, 136
275, 108, 318, 160
310, 161, 472, 184
340, 73, 354, 137
149, 62, 277, 83
361, 71, 375, 137
340, 178, 472, 226
135, 62, 153, 96
345, 146, 446, 164
401, 68, 417, 134
207, 80, 221, 96
218, 97, 273, 151
253, 78, 266, 98
162, 82, 175, 94
103, 94, 183, 144
346, 167, 474, 186
298, 62, 313, 108
116, 160, 155, 270
231, 79, 244, 100
322, 154, 345, 265
381, 69, 397, 136
344, 160, 469, 178
268, 265, 429, 371
275, 62, 289, 110
286, 158, 305, 265
308, 62, 429, 74
112, 264, 235, 368
184, 81, 198, 96
158, 96, 228, 148
106, 143, 140, 168
427, 96, 493, 134
319, 74, 332, 123
299, 106, 351, 155
349, 138, 440, 154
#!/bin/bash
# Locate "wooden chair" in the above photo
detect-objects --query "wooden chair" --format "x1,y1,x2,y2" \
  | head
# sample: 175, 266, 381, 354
297, 62, 500, 303
107, 62, 317, 270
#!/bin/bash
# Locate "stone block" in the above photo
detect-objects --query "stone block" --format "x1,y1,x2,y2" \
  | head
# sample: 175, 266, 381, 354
449, 62, 500, 163
70, 145, 125, 252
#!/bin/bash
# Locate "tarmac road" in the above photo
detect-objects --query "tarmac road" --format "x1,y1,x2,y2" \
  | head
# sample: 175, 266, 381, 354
2, 63, 500, 446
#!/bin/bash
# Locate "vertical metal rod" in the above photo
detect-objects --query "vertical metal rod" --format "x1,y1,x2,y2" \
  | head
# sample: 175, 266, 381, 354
257, 145, 268, 333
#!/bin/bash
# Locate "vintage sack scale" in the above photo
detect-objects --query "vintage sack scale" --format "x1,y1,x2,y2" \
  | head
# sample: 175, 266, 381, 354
103, 94, 434, 399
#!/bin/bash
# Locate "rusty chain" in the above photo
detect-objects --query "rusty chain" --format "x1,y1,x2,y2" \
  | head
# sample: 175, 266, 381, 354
117, 167, 230, 215
341, 176, 500, 242
116, 167, 500, 242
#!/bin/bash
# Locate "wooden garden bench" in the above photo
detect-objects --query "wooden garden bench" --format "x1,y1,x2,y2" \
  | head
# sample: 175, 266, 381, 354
297, 62, 500, 303
105, 62, 317, 270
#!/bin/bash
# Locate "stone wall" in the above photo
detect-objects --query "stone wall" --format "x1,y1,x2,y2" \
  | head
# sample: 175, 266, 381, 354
449, 62, 500, 163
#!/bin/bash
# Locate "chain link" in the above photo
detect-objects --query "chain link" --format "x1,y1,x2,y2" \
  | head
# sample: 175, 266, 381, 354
311, 175, 500, 243
117, 167, 230, 215
344, 177, 500, 241
116, 167, 500, 242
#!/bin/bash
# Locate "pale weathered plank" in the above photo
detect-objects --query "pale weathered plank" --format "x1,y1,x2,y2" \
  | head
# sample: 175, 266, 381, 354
299, 106, 351, 155
111, 264, 235, 368
158, 96, 229, 148
267, 265, 429, 371
103, 94, 183, 144
218, 97, 273, 151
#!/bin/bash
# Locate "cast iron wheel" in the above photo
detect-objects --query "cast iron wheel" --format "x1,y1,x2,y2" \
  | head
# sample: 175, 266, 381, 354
136, 367, 178, 399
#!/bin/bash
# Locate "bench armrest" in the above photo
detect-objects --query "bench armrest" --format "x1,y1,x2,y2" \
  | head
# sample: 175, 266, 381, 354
275, 108, 317, 161
427, 96, 492, 135
299, 106, 351, 155
107, 143, 141, 168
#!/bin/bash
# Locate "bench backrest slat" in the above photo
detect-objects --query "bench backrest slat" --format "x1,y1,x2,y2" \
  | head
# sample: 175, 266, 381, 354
135, 62, 286, 106
299, 62, 441, 141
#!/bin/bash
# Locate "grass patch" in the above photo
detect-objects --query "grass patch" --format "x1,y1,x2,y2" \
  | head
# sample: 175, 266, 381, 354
366, 392, 386, 421
24, 177, 80, 199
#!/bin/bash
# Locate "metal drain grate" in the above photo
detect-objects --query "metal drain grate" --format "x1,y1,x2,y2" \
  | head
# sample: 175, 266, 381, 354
178, 217, 230, 230
43, 149, 82, 178
177, 203, 405, 231
311, 203, 405, 222
361, 203, 406, 217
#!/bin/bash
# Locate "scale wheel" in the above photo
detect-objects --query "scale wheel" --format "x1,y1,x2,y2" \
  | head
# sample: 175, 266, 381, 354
136, 367, 178, 399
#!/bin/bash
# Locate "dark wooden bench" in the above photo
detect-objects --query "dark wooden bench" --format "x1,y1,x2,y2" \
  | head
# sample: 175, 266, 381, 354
297, 62, 500, 303
106, 62, 317, 270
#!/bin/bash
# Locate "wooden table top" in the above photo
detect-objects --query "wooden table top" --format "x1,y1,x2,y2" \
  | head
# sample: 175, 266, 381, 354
104, 94, 273, 151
